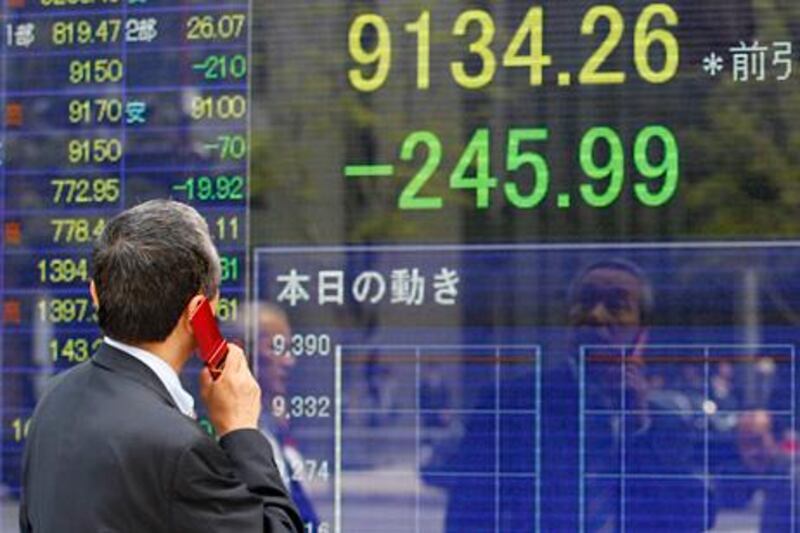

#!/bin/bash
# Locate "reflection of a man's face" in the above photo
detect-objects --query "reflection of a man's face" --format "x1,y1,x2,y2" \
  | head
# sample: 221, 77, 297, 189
737, 411, 776, 474
570, 267, 645, 347
258, 310, 296, 398
570, 266, 648, 401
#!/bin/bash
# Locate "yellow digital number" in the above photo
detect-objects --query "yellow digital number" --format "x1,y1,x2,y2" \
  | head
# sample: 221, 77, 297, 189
50, 218, 106, 244
634, 3, 679, 83
49, 337, 101, 363
67, 138, 123, 165
51, 177, 120, 204
214, 215, 239, 242
451, 10, 496, 89
52, 19, 121, 46
190, 95, 247, 121
216, 297, 238, 323
502, 7, 552, 86
404, 11, 430, 90
579, 5, 626, 85
69, 58, 124, 84
68, 98, 123, 124
37, 298, 94, 324
348, 14, 391, 92
186, 14, 246, 41
38, 257, 89, 283
42, 0, 118, 5
11, 418, 31, 443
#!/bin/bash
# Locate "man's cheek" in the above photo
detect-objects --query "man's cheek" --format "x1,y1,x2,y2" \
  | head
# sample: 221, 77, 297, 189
609, 326, 642, 345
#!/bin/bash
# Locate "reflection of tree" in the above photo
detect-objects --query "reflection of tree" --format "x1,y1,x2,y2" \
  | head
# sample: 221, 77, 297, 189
248, 0, 465, 246
680, 1, 800, 411
685, 1, 799, 236
685, 83, 800, 235
249, 0, 798, 245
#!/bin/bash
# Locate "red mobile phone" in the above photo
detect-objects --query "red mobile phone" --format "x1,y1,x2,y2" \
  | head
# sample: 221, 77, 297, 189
189, 297, 228, 380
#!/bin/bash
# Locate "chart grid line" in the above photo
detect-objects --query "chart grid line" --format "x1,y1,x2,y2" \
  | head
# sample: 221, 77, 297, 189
415, 346, 421, 533
494, 346, 500, 533
703, 346, 710, 530
792, 345, 797, 533
579, 346, 586, 533
334, 344, 342, 533
254, 241, 800, 256
581, 343, 796, 531
586, 473, 794, 480
620, 346, 627, 533
337, 344, 541, 531
535, 345, 542, 532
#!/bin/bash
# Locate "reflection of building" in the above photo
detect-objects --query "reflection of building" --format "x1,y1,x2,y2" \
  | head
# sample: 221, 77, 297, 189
251, 1, 467, 247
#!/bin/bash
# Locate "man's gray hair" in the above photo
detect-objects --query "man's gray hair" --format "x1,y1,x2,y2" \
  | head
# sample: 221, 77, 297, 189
91, 199, 221, 343
568, 258, 655, 323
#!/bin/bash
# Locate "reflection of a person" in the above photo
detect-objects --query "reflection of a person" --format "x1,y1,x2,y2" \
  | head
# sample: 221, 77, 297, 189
420, 364, 452, 429
569, 260, 710, 532
441, 259, 711, 531
734, 410, 796, 532
257, 303, 319, 528
572, 261, 652, 427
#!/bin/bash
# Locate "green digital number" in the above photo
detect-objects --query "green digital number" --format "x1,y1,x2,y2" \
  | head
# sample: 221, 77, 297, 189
398, 131, 442, 210
217, 135, 247, 160
220, 256, 239, 282
579, 127, 624, 208
634, 125, 679, 206
197, 54, 247, 81
176, 175, 245, 202
504, 128, 550, 208
450, 128, 496, 209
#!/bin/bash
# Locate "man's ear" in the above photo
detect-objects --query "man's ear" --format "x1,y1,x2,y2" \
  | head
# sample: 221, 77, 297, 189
183, 295, 207, 334
89, 280, 99, 308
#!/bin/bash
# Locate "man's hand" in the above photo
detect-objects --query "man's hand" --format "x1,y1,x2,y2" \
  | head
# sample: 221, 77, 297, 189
626, 340, 650, 431
200, 344, 261, 437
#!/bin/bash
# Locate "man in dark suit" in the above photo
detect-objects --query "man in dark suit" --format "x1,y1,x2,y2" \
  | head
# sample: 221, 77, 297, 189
19, 200, 303, 532
440, 259, 711, 531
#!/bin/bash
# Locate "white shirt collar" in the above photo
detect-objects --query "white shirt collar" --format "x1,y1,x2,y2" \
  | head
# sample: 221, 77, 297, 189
104, 336, 195, 418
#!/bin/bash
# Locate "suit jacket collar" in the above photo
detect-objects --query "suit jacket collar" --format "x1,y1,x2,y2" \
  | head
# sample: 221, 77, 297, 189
92, 342, 178, 410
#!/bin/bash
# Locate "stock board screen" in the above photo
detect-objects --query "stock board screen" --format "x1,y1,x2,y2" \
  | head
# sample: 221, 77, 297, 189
1, 0, 799, 531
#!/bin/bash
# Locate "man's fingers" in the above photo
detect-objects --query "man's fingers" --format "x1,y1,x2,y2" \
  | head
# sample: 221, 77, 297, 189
199, 343, 260, 435
226, 344, 245, 371
199, 366, 213, 396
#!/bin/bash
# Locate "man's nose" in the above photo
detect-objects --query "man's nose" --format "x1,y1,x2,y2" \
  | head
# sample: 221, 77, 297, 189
585, 302, 612, 325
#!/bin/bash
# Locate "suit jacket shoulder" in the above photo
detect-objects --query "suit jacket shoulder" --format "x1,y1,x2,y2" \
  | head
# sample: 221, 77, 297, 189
20, 343, 303, 533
